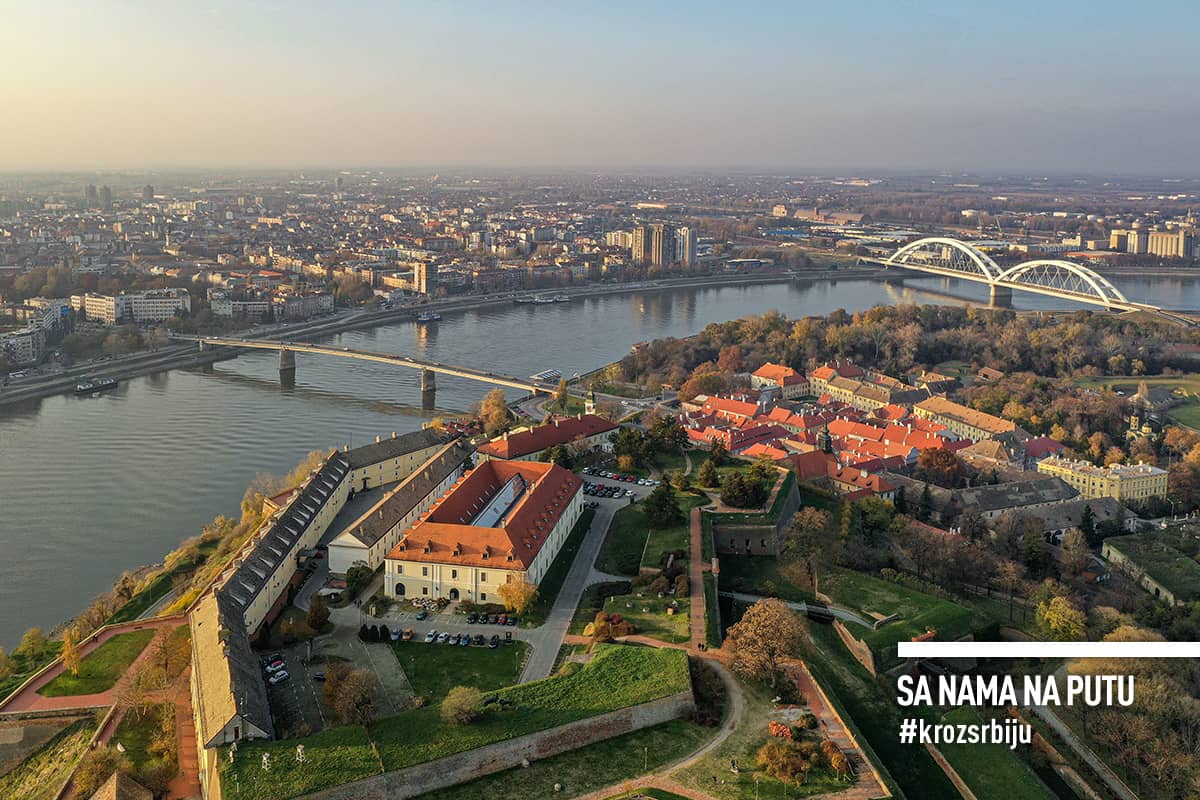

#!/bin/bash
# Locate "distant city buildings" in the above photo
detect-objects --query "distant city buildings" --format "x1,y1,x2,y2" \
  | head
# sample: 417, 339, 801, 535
70, 289, 191, 325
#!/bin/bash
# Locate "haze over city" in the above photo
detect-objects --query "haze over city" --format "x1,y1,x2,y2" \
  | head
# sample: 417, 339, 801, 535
3, 1, 1199, 173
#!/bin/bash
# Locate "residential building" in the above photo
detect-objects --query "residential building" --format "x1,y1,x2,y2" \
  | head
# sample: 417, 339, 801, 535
1036, 456, 1168, 502
475, 414, 618, 461
70, 289, 191, 325
0, 325, 45, 365
676, 225, 697, 267
383, 459, 583, 601
912, 396, 1026, 443
750, 362, 809, 399
807, 361, 865, 396
415, 261, 438, 295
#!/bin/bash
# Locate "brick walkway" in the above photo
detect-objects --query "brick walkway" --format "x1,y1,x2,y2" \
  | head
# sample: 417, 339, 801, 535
168, 668, 202, 799
0, 617, 183, 714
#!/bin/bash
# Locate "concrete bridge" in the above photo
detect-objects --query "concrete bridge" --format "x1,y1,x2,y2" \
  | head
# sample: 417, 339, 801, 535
171, 335, 557, 408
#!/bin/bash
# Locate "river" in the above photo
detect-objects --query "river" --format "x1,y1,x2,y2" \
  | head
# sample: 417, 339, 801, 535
0, 274, 1194, 647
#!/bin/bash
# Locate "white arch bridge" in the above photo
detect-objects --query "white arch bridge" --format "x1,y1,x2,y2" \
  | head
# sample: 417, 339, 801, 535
868, 237, 1173, 316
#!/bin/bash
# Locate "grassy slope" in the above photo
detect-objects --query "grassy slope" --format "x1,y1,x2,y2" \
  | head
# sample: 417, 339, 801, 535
0, 718, 97, 800
596, 493, 705, 576
937, 707, 1056, 800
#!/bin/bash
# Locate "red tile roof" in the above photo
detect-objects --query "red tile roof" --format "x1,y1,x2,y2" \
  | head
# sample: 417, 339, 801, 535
475, 414, 618, 459
752, 362, 806, 386
385, 460, 581, 569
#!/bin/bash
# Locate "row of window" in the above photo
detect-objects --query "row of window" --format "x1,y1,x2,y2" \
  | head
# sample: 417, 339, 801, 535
395, 563, 490, 582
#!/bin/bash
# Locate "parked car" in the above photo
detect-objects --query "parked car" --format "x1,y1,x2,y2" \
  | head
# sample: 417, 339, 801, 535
497, 614, 508, 625
488, 614, 499, 625
268, 670, 290, 685
437, 632, 451, 644
466, 613, 478, 624
390, 628, 401, 641
458, 633, 471, 647
424, 630, 438, 643
265, 660, 286, 674
488, 635, 500, 649
415, 610, 429, 621
267, 652, 284, 663
506, 616, 517, 626
472, 634, 486, 646
401, 628, 414, 641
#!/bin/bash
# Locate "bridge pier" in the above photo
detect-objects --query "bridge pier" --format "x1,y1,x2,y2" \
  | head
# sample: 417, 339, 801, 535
421, 369, 436, 410
279, 348, 296, 386
989, 285, 1013, 308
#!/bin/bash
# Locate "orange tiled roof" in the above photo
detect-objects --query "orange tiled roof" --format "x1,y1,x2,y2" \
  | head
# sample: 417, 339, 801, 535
476, 414, 618, 459
385, 460, 581, 569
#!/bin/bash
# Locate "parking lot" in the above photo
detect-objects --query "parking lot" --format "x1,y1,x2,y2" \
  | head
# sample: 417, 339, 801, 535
579, 467, 659, 503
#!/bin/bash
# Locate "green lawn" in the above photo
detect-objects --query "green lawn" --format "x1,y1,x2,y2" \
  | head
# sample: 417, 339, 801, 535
1104, 531, 1200, 602
0, 643, 62, 704
222, 645, 691, 800
222, 725, 382, 800
525, 507, 595, 625
603, 593, 690, 644
653, 449, 688, 475
674, 677, 846, 800
370, 645, 690, 771
821, 570, 974, 666
937, 707, 1056, 800
607, 790, 692, 800
0, 718, 97, 800
715, 554, 811, 602
414, 720, 713, 800
804, 624, 957, 800
37, 629, 157, 697
595, 493, 705, 576
113, 703, 174, 771
392, 640, 528, 705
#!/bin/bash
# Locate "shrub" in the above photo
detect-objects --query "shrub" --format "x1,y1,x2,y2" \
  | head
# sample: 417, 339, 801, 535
674, 574, 690, 597
649, 576, 670, 594
358, 624, 370, 642
442, 686, 483, 725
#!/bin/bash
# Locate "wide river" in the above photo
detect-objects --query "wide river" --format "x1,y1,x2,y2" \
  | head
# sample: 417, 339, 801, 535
1, 274, 1196, 647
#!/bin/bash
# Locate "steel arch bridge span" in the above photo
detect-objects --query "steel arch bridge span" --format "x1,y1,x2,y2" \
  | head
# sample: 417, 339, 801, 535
886, 237, 1002, 281
995, 260, 1129, 307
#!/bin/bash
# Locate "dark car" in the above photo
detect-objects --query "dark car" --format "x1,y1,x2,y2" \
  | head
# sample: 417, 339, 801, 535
488, 635, 500, 649
505, 616, 517, 626
267, 652, 283, 663
313, 672, 326, 682
466, 613, 478, 624
415, 610, 429, 620
472, 634, 486, 646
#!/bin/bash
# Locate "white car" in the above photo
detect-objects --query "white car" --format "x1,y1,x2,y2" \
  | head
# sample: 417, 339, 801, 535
265, 660, 286, 674
424, 630, 438, 643
268, 670, 290, 685
437, 632, 451, 644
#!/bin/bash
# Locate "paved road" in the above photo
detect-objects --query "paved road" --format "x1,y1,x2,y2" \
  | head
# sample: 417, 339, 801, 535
519, 501, 618, 683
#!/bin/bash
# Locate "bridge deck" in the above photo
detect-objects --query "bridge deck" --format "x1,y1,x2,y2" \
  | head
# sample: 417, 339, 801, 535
172, 336, 554, 393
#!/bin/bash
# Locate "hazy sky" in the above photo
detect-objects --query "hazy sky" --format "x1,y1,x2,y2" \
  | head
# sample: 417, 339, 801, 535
2, 1, 1198, 173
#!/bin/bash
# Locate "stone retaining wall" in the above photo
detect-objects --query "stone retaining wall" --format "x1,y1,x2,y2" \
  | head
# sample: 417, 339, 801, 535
296, 690, 694, 800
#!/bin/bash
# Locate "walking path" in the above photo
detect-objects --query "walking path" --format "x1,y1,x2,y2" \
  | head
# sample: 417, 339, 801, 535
1030, 704, 1139, 800
520, 502, 619, 682
719, 591, 874, 629
0, 617, 183, 714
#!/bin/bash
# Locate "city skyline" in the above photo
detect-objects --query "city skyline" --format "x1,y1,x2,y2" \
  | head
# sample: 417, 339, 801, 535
3, 1, 1199, 173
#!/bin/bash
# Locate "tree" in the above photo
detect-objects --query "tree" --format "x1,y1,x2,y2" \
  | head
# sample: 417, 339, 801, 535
539, 444, 572, 468
725, 599, 807, 686
345, 563, 374, 600
324, 664, 378, 724
784, 508, 833, 590
60, 627, 81, 677
893, 485, 907, 514
0, 647, 11, 681
995, 560, 1026, 621
917, 485, 934, 523
1061, 529, 1090, 577
648, 415, 688, 453
708, 438, 727, 466
497, 580, 538, 616
478, 388, 512, 435
72, 747, 132, 798
554, 378, 569, 410
697, 459, 719, 488
721, 471, 767, 508
672, 470, 693, 493
957, 510, 987, 542
915, 449, 968, 488
1037, 595, 1087, 641
1079, 503, 1098, 547
307, 596, 330, 631
442, 685, 483, 724
644, 482, 683, 528
14, 628, 47, 660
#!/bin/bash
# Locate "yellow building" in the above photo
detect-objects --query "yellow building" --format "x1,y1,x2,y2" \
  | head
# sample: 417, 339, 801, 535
1036, 456, 1167, 502
384, 459, 583, 603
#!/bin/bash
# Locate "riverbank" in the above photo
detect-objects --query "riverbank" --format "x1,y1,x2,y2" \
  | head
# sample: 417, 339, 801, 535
0, 269, 871, 410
